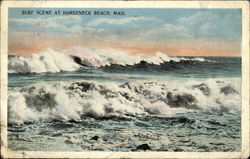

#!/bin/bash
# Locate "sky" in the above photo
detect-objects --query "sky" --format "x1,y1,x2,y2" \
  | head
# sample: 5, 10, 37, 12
8, 8, 242, 57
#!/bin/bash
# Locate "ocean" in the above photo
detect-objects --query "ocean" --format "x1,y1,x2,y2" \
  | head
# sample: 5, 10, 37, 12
7, 48, 241, 152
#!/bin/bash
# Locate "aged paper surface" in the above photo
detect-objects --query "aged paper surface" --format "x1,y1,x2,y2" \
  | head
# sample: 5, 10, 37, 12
1, 1, 249, 158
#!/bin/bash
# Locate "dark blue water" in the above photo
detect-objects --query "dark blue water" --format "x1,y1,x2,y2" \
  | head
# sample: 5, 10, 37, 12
101, 57, 241, 78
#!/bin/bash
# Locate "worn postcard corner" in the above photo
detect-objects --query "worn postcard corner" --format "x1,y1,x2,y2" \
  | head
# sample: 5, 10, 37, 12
1, 0, 250, 159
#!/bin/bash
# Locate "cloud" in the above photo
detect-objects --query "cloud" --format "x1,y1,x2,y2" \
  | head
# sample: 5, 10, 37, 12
69, 25, 92, 33
9, 15, 82, 34
177, 11, 241, 40
178, 12, 217, 25
165, 25, 191, 37
163, 24, 187, 32
68, 25, 105, 34
87, 16, 158, 26
139, 22, 191, 40
9, 15, 81, 25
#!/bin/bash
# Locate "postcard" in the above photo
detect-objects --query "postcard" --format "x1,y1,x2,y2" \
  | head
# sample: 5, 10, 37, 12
1, 1, 249, 158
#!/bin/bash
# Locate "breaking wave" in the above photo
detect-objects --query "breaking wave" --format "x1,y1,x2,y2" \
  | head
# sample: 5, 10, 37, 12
8, 78, 240, 124
8, 49, 80, 73
65, 46, 207, 67
8, 47, 209, 73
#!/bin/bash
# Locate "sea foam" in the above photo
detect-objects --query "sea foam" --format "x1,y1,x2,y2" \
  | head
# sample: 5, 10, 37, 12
8, 78, 240, 124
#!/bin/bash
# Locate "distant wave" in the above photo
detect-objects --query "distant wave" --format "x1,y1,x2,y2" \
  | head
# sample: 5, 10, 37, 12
8, 78, 240, 124
8, 47, 209, 73
66, 46, 207, 67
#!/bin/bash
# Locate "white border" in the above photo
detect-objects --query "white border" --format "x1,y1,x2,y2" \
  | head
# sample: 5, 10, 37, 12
1, 1, 249, 158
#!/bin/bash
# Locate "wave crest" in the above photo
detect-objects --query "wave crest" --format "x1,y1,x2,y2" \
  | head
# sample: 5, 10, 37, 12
8, 49, 80, 73
65, 46, 208, 67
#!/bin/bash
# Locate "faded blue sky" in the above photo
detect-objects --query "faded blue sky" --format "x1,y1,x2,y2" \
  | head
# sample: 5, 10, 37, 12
9, 8, 242, 56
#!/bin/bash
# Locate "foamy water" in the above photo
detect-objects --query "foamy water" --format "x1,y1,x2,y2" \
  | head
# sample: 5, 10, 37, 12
8, 78, 241, 125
